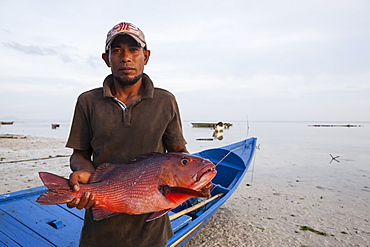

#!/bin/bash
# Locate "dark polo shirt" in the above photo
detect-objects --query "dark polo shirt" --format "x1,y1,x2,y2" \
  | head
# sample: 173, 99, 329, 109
66, 73, 187, 247
67, 73, 187, 166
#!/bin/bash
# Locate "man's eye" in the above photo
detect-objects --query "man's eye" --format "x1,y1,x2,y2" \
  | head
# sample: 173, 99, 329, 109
111, 48, 122, 53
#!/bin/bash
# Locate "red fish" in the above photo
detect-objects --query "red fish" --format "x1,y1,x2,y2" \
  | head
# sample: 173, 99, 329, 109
36, 152, 217, 221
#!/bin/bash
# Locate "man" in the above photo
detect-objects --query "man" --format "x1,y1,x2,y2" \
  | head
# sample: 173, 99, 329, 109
66, 22, 188, 247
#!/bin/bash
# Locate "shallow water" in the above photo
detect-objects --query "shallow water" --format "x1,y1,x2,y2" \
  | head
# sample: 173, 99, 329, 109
0, 119, 72, 141
2, 119, 369, 196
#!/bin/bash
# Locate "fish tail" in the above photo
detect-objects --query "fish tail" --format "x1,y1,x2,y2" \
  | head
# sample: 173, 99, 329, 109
36, 172, 75, 205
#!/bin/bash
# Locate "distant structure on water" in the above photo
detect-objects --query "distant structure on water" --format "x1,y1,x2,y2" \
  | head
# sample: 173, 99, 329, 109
0, 121, 14, 125
191, 122, 232, 128
308, 124, 363, 128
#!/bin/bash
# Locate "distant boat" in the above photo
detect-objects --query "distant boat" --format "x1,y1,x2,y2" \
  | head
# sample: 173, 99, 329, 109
0, 121, 14, 125
51, 123, 60, 129
191, 122, 232, 128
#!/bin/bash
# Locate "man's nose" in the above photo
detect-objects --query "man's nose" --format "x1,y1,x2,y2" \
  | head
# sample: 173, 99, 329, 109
121, 50, 131, 62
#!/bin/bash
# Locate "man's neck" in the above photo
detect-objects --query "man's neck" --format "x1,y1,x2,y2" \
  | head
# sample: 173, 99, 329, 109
112, 79, 144, 106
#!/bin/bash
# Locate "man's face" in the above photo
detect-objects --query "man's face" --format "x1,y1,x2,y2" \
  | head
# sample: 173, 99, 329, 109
103, 35, 150, 86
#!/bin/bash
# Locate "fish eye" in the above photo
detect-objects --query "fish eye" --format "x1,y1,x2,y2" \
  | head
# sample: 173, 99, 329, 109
180, 158, 189, 166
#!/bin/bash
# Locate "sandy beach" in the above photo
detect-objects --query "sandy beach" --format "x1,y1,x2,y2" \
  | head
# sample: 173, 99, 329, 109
0, 134, 369, 246
0, 134, 72, 193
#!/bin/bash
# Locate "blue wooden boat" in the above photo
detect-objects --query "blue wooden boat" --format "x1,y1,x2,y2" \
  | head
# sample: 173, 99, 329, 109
0, 138, 257, 247
167, 138, 257, 246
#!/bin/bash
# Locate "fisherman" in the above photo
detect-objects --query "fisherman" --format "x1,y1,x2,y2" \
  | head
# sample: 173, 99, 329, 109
66, 22, 190, 247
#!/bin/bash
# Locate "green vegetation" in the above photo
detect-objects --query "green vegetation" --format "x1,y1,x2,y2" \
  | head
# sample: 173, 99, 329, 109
299, 226, 333, 236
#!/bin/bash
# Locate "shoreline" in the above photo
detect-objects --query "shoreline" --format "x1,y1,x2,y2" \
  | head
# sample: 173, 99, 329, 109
1, 135, 369, 246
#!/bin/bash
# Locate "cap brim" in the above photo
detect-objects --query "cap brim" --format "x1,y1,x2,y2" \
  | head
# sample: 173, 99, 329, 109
106, 32, 146, 50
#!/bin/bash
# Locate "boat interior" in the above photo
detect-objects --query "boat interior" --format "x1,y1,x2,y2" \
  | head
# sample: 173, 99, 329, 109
169, 147, 247, 235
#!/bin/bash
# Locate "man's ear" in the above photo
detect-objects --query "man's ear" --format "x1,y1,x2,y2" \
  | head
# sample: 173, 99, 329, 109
144, 49, 151, 65
102, 52, 111, 67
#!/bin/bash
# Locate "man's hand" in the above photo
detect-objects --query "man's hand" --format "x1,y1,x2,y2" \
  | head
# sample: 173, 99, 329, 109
67, 170, 96, 209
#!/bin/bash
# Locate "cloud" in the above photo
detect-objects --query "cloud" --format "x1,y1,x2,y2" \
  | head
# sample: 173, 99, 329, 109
0, 0, 368, 121
3, 41, 107, 70
4, 41, 73, 63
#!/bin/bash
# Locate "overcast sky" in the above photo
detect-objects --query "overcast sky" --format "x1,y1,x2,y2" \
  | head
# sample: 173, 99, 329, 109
0, 0, 369, 122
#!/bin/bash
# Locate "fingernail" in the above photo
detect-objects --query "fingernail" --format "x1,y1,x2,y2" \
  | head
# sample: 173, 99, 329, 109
73, 185, 79, 191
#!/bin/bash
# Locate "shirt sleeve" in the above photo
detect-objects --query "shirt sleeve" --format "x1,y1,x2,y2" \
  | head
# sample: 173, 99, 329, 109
66, 95, 92, 150
162, 98, 187, 147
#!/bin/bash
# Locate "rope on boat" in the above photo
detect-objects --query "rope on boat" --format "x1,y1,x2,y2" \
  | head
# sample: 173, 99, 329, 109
214, 140, 258, 187
210, 184, 221, 193
214, 144, 247, 166
248, 148, 257, 186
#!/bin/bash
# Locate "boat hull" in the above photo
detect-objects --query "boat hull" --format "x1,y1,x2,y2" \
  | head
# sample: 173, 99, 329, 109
167, 138, 257, 246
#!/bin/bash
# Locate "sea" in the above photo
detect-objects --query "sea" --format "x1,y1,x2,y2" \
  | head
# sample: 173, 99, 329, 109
1, 119, 370, 197
1, 119, 369, 153
2, 119, 369, 246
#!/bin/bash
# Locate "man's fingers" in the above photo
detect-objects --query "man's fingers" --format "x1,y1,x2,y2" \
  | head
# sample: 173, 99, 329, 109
85, 193, 96, 209
66, 193, 96, 210
77, 192, 90, 210
67, 171, 95, 209
69, 173, 80, 191
68, 170, 93, 191
67, 198, 80, 208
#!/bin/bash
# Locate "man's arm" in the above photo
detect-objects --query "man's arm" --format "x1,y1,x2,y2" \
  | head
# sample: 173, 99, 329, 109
67, 149, 96, 209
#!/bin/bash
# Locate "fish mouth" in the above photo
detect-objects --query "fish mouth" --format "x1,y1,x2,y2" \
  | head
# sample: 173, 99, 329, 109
193, 163, 217, 183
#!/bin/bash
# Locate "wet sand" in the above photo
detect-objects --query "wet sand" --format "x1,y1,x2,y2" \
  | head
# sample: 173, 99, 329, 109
1, 134, 369, 246
186, 181, 369, 247
0, 134, 71, 193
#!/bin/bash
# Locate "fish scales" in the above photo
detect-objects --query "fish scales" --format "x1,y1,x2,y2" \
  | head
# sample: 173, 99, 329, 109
37, 152, 217, 221
97, 161, 164, 213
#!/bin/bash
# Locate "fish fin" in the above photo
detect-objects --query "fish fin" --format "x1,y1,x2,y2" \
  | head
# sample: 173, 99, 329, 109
38, 172, 70, 190
162, 185, 208, 204
92, 206, 120, 221
146, 209, 172, 222
90, 163, 119, 183
36, 172, 75, 205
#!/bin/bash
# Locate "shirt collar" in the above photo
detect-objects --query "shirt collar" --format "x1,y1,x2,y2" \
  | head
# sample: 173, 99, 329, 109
103, 73, 154, 99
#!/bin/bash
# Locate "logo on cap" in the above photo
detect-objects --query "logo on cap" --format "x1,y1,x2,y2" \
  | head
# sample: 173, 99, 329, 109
106, 22, 146, 50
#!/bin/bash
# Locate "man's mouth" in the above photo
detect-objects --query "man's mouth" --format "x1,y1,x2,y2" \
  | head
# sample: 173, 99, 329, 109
120, 67, 135, 74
